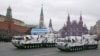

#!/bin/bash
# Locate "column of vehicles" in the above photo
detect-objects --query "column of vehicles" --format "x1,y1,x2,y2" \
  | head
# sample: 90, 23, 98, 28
11, 32, 58, 49
11, 33, 99, 52
56, 34, 99, 52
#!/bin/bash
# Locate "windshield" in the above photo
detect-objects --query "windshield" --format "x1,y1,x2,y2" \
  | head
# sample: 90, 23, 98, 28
12, 37, 24, 40
57, 39, 71, 42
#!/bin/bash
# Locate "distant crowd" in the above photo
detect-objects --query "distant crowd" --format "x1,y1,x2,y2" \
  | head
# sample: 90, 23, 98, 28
0, 29, 25, 42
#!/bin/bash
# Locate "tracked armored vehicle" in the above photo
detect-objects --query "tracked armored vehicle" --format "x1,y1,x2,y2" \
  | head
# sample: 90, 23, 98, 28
11, 33, 57, 49
56, 35, 98, 52
83, 35, 98, 50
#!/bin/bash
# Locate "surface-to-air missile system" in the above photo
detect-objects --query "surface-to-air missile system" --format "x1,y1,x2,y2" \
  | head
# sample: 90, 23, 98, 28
11, 33, 57, 49
56, 35, 99, 52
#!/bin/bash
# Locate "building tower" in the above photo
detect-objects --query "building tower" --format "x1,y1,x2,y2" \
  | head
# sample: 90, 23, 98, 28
49, 19, 53, 32
5, 6, 13, 30
79, 13, 83, 26
6, 6, 12, 18
49, 19, 52, 28
61, 24, 66, 37
66, 13, 71, 36
39, 5, 44, 28
66, 13, 71, 26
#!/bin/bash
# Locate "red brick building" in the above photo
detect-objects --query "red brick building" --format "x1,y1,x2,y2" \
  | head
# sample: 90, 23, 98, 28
0, 6, 29, 41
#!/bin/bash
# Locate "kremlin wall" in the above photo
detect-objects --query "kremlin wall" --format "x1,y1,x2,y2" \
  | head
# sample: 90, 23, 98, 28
0, 6, 29, 42
0, 15, 28, 33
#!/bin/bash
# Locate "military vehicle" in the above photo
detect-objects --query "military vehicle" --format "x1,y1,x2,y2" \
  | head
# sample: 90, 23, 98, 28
11, 33, 57, 49
56, 35, 98, 52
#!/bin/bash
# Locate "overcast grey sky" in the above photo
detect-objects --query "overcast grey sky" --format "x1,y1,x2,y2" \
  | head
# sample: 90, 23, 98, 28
0, 0, 100, 31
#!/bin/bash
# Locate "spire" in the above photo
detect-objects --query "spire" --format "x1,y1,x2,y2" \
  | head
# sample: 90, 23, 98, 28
49, 18, 52, 28
63, 23, 66, 30
40, 4, 44, 16
64, 24, 66, 27
67, 12, 71, 26
6, 6, 12, 18
67, 12, 70, 21
49, 18, 54, 32
84, 24, 87, 28
80, 11, 82, 21
8, 6, 11, 9
79, 12, 83, 26
39, 4, 44, 28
